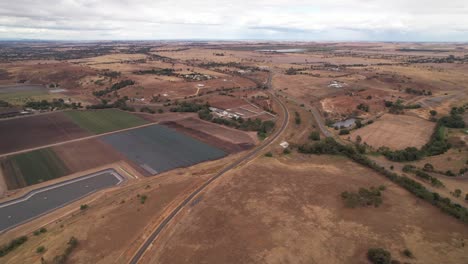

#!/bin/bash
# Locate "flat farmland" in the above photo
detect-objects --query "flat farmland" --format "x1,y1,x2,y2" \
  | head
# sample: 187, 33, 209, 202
63, 109, 147, 134
51, 138, 123, 173
349, 114, 436, 149
0, 112, 91, 155
0, 148, 69, 189
101, 124, 226, 175
0, 138, 125, 190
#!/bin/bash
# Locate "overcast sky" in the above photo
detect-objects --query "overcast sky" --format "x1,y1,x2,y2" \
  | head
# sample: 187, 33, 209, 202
1, 0, 467, 41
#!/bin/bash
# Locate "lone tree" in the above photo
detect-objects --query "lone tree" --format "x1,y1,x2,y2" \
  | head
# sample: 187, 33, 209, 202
367, 248, 392, 264
430, 110, 438, 116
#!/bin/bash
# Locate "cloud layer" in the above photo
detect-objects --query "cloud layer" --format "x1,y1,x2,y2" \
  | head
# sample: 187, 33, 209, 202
1, 0, 467, 41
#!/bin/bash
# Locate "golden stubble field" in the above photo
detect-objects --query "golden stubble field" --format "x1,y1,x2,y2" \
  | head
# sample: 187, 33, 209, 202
348, 114, 436, 150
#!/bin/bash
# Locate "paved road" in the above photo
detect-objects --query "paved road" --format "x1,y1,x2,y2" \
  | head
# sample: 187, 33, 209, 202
276, 89, 332, 137
0, 169, 124, 233
128, 91, 289, 264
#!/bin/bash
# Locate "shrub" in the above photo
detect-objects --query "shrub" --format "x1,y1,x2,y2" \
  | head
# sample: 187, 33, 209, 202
283, 148, 291, 155
264, 152, 273, 157
140, 107, 155, 114
80, 204, 88, 210
294, 111, 301, 125
34, 227, 47, 236
402, 249, 413, 258
423, 163, 434, 172
339, 129, 350, 135
140, 195, 148, 204
341, 186, 384, 208
36, 246, 46, 254
0, 236, 28, 257
309, 131, 320, 141
357, 103, 370, 112
367, 248, 392, 264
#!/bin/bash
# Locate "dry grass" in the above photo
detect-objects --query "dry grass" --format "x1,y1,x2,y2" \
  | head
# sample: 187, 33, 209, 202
145, 154, 468, 264
349, 114, 435, 149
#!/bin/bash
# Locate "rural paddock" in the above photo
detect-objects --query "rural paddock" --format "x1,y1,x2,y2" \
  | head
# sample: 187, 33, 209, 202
101, 124, 227, 175
349, 114, 436, 150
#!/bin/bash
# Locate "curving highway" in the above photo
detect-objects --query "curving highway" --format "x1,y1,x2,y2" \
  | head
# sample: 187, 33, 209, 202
128, 91, 290, 264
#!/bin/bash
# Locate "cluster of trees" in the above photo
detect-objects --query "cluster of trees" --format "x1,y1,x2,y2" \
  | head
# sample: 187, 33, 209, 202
405, 87, 432, 96
169, 101, 210, 113
0, 236, 28, 257
384, 99, 420, 114
341, 186, 385, 208
140, 107, 163, 114
403, 165, 444, 187
87, 97, 135, 112
100, 70, 121, 78
133, 68, 175, 76
297, 138, 468, 223
169, 101, 275, 138
379, 146, 422, 162
24, 99, 82, 110
210, 117, 275, 139
438, 107, 466, 128
357, 103, 370, 112
93, 80, 135, 97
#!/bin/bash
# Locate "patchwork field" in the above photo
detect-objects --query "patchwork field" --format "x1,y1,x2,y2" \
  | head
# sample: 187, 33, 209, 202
349, 114, 436, 149
101, 124, 227, 175
63, 109, 148, 134
0, 148, 69, 189
0, 112, 91, 155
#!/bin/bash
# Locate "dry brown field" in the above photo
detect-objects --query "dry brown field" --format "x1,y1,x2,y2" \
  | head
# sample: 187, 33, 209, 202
348, 114, 435, 149
144, 154, 468, 264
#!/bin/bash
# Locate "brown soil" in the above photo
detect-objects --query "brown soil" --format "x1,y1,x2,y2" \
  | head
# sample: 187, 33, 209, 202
170, 117, 259, 145
52, 138, 123, 172
0, 112, 91, 155
163, 121, 253, 154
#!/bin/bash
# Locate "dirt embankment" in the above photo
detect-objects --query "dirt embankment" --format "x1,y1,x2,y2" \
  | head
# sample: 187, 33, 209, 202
163, 121, 254, 154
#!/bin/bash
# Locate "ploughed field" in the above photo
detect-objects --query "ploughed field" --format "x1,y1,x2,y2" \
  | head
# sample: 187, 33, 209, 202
0, 109, 148, 155
101, 124, 227, 175
0, 112, 91, 155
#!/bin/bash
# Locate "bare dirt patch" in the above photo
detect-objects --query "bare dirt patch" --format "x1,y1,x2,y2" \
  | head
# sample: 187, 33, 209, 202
349, 114, 435, 149
170, 117, 259, 145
